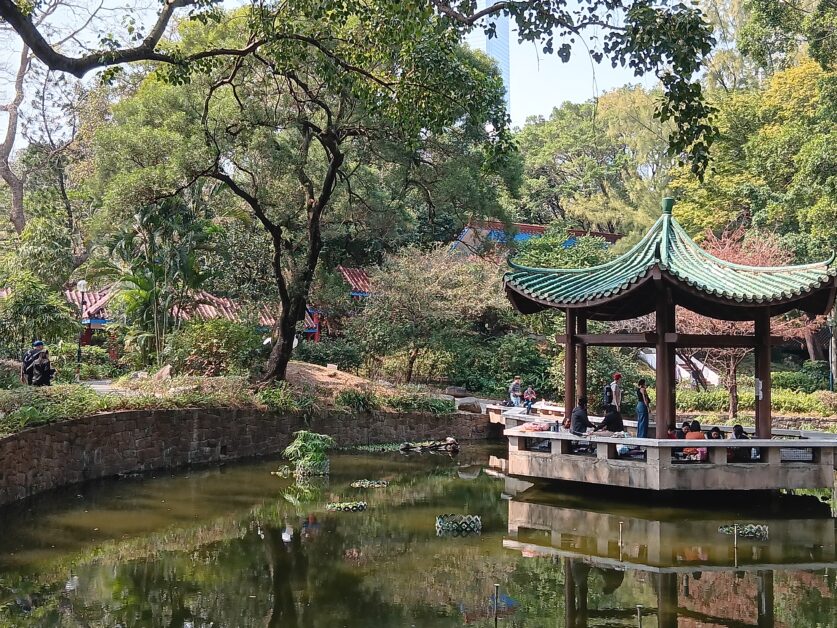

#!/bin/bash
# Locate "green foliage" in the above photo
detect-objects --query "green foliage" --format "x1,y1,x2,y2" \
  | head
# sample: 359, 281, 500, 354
514, 227, 612, 269
350, 247, 507, 383
258, 382, 315, 414
293, 338, 363, 373
447, 333, 552, 397
166, 319, 263, 376
0, 272, 78, 357
675, 386, 834, 415
282, 430, 336, 468
772, 361, 829, 393
384, 388, 456, 414
335, 388, 380, 413
49, 344, 123, 382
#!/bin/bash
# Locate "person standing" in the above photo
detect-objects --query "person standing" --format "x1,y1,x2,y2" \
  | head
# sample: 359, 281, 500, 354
609, 373, 623, 410
635, 378, 651, 438
20, 340, 44, 385
27, 348, 55, 386
29, 349, 55, 386
508, 376, 523, 407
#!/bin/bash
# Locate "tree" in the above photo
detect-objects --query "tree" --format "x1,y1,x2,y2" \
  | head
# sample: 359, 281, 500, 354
85, 195, 213, 366
0, 0, 718, 176
89, 6, 509, 381
0, 270, 78, 356
350, 246, 506, 383
513, 87, 674, 235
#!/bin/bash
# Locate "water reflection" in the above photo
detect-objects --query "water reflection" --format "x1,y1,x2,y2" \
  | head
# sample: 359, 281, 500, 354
0, 448, 834, 626
505, 484, 837, 626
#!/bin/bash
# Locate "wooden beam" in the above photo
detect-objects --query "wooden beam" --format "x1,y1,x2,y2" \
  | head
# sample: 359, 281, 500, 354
556, 333, 657, 347
664, 333, 784, 348
576, 315, 587, 399
564, 309, 577, 412
755, 310, 772, 439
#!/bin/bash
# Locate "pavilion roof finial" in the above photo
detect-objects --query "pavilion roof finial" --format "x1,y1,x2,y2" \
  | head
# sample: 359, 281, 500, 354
662, 197, 675, 215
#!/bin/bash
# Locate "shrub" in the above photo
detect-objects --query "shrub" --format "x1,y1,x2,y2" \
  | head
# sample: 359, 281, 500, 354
772, 389, 827, 415
385, 387, 456, 414
335, 387, 380, 412
165, 320, 263, 376
446, 333, 553, 397
772, 362, 829, 393
294, 338, 363, 372
258, 381, 316, 413
51, 344, 123, 382
282, 430, 335, 474
814, 391, 837, 416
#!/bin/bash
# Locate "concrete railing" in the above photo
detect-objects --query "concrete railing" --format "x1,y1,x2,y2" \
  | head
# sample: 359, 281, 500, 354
504, 424, 837, 491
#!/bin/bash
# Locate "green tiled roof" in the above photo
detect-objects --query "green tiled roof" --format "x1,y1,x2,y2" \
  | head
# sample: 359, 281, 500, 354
505, 202, 836, 313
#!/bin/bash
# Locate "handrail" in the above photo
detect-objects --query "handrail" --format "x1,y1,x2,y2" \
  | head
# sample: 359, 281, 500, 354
504, 426, 837, 447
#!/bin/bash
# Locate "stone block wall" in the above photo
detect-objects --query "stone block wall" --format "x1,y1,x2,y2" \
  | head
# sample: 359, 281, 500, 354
0, 408, 489, 506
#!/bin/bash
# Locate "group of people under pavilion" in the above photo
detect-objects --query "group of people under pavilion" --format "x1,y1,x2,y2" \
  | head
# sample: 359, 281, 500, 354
503, 198, 837, 440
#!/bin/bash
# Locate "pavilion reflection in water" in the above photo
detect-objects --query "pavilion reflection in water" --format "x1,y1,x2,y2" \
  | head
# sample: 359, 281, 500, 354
502, 486, 837, 627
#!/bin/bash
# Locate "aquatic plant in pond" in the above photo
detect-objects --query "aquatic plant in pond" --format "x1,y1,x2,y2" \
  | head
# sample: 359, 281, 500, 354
282, 430, 336, 476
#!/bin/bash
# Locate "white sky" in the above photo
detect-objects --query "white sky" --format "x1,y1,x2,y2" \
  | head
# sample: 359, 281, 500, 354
508, 36, 657, 128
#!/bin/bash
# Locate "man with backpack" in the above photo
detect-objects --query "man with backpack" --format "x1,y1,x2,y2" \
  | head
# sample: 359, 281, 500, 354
603, 372, 622, 410
20, 340, 44, 385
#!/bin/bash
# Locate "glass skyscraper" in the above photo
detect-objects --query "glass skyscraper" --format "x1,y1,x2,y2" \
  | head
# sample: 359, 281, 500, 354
463, 1, 511, 113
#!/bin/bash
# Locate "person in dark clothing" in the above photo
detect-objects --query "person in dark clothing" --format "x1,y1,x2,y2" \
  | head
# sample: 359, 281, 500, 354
570, 397, 594, 435
594, 404, 625, 433
729, 423, 751, 462
26, 349, 55, 386
20, 340, 44, 385
675, 420, 691, 439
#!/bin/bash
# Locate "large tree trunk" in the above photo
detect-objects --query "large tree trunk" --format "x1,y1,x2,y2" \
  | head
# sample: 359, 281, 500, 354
404, 346, 421, 383
727, 362, 738, 420
0, 45, 30, 234
264, 297, 306, 382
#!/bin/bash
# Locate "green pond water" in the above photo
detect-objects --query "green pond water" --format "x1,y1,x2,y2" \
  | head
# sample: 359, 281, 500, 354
0, 443, 836, 627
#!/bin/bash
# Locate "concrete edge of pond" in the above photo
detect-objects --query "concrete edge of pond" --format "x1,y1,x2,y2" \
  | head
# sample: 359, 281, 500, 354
0, 407, 498, 506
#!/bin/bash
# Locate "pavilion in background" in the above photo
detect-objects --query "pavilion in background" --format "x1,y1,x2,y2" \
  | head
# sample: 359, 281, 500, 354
504, 198, 837, 438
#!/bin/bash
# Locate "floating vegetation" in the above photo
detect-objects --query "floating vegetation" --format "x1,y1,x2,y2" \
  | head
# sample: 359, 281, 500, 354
271, 466, 292, 478
350, 479, 389, 488
718, 523, 769, 540
436, 514, 482, 536
327, 501, 368, 512
341, 443, 403, 453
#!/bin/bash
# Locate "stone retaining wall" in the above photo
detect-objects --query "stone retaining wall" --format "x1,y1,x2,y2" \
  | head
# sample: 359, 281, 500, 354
0, 408, 490, 506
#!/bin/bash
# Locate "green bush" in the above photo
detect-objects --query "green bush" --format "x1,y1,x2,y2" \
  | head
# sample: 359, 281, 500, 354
335, 387, 380, 412
51, 343, 123, 382
258, 381, 316, 413
814, 391, 837, 415
385, 387, 456, 414
165, 320, 262, 376
772, 361, 829, 393
294, 338, 363, 372
447, 333, 552, 397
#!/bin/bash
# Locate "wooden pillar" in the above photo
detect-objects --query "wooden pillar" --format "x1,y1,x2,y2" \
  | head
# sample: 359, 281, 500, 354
755, 310, 772, 438
576, 315, 587, 400
655, 289, 675, 438
565, 309, 577, 412
656, 572, 678, 628
757, 570, 775, 628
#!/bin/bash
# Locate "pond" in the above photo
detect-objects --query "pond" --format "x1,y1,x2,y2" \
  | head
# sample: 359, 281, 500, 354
0, 443, 835, 626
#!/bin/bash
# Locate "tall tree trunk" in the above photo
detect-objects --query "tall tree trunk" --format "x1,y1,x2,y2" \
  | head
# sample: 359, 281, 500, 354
0, 45, 30, 234
404, 346, 421, 383
727, 361, 738, 420
265, 296, 305, 382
